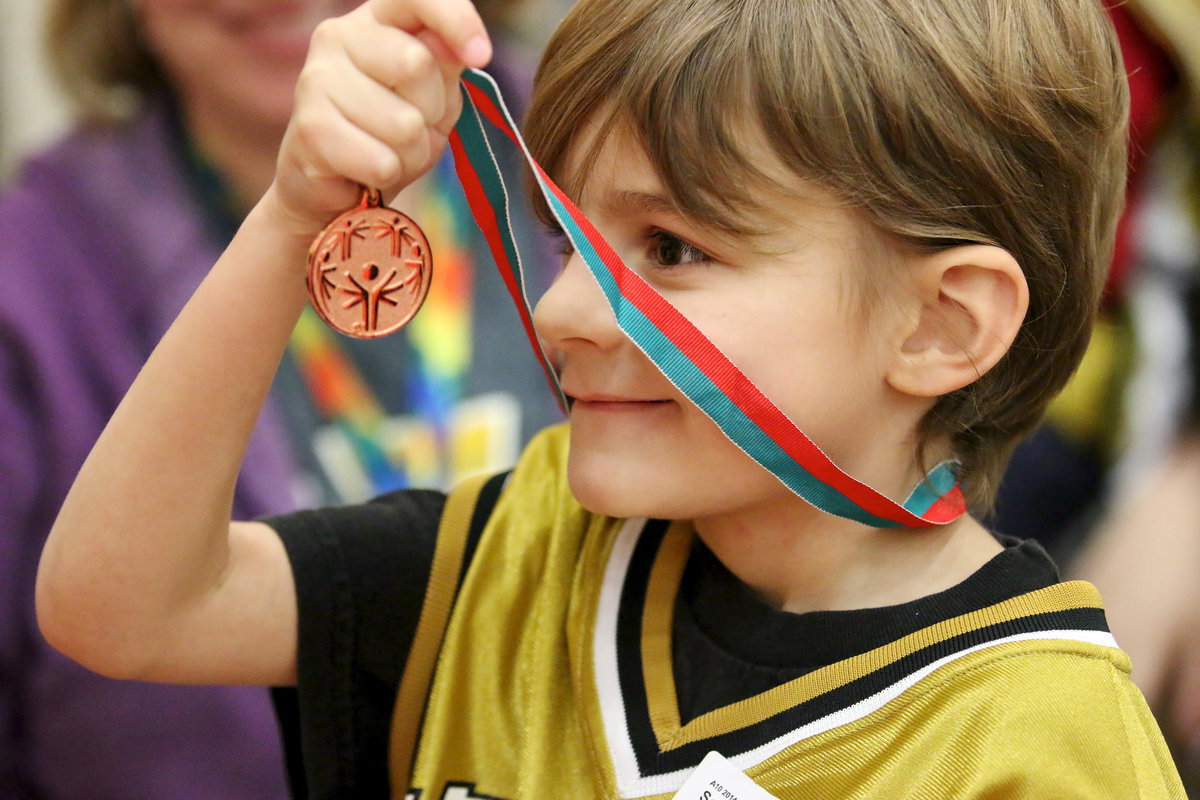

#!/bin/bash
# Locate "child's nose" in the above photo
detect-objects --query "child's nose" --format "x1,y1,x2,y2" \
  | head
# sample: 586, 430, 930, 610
532, 251, 623, 351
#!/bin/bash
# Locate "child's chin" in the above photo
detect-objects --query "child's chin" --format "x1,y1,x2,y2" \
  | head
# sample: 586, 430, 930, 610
569, 483, 631, 519
567, 470, 692, 522
568, 472, 658, 520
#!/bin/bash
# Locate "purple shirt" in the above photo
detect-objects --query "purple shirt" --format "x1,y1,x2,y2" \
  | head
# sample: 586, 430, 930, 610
0, 103, 295, 798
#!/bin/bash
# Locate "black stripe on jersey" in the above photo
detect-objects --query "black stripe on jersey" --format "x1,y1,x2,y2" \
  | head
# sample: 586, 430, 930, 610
612, 526, 1111, 780
615, 519, 673, 765
457, 470, 511, 594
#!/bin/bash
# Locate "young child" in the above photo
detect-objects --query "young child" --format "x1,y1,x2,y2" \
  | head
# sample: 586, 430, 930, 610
35, 0, 1184, 797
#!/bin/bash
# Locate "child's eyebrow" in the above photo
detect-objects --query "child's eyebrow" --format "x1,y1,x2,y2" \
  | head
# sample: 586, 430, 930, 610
599, 187, 787, 255
600, 190, 681, 219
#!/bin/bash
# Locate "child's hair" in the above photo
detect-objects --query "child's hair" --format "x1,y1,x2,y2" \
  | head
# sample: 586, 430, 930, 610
524, 0, 1130, 510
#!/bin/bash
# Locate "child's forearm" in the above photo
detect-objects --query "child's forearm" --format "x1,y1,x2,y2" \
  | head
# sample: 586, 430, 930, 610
35, 191, 309, 677
34, 0, 492, 685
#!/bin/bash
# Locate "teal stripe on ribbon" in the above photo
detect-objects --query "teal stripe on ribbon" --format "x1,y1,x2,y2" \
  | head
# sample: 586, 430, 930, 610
901, 461, 960, 516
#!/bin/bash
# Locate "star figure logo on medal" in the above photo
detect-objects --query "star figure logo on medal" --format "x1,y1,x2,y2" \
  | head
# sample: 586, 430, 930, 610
306, 189, 433, 338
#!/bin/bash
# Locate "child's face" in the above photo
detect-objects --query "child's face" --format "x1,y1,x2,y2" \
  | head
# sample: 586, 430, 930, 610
532, 124, 922, 526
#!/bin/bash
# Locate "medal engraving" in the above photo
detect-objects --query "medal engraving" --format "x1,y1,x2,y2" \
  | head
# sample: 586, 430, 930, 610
306, 190, 432, 337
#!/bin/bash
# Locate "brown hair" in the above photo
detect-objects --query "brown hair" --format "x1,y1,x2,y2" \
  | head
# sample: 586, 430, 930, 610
45, 0, 163, 120
43, 0, 529, 121
524, 0, 1130, 510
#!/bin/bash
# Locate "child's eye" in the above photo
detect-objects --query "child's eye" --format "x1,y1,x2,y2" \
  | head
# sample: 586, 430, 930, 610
544, 221, 575, 260
648, 230, 710, 268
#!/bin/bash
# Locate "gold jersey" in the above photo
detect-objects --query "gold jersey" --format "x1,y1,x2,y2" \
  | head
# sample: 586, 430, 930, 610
390, 425, 1183, 799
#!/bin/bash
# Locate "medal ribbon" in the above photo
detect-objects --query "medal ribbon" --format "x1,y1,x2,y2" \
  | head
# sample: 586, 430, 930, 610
447, 68, 966, 528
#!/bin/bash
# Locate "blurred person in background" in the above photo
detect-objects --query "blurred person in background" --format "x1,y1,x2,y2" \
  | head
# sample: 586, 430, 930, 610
0, 0, 557, 796
1069, 2, 1200, 781
992, 0, 1200, 791
987, 0, 1196, 561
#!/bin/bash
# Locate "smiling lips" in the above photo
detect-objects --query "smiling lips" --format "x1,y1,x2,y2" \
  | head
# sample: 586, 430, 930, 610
568, 393, 673, 411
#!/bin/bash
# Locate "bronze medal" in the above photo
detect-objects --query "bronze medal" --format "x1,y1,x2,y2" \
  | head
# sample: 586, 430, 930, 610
306, 189, 432, 338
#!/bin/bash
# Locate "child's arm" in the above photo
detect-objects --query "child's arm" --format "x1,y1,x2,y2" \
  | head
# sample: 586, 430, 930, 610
35, 0, 492, 687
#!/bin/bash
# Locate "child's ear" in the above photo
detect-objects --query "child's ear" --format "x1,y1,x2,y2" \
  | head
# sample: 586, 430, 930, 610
886, 245, 1028, 398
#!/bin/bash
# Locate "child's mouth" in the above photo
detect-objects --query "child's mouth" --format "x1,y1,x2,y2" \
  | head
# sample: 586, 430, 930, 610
568, 394, 673, 412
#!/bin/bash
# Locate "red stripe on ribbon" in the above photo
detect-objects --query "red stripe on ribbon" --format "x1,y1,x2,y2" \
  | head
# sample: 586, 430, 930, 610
448, 129, 563, 407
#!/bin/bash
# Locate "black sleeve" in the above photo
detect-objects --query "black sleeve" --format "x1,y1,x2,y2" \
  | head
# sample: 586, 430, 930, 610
264, 489, 446, 800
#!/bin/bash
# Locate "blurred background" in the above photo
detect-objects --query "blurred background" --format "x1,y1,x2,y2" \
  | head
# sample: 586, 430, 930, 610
0, 2, 572, 798
0, 0, 566, 175
2, 0, 1199, 797
0, 0, 70, 177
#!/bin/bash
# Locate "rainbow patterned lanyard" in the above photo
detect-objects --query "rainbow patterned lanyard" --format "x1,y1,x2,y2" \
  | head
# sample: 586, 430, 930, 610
401, 153, 475, 454
288, 151, 475, 495
289, 308, 404, 492
447, 69, 966, 528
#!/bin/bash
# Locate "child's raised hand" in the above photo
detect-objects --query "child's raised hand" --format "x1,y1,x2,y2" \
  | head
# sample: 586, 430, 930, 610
267, 0, 491, 238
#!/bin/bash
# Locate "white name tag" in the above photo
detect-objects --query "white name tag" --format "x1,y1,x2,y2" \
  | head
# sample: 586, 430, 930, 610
671, 751, 781, 800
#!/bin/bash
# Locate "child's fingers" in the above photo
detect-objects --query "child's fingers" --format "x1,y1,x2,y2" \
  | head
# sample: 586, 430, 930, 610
297, 95, 409, 191
367, 0, 492, 68
326, 69, 434, 174
412, 29, 470, 138
415, 28, 474, 87
340, 24, 449, 127
431, 78, 465, 141
269, 0, 482, 230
